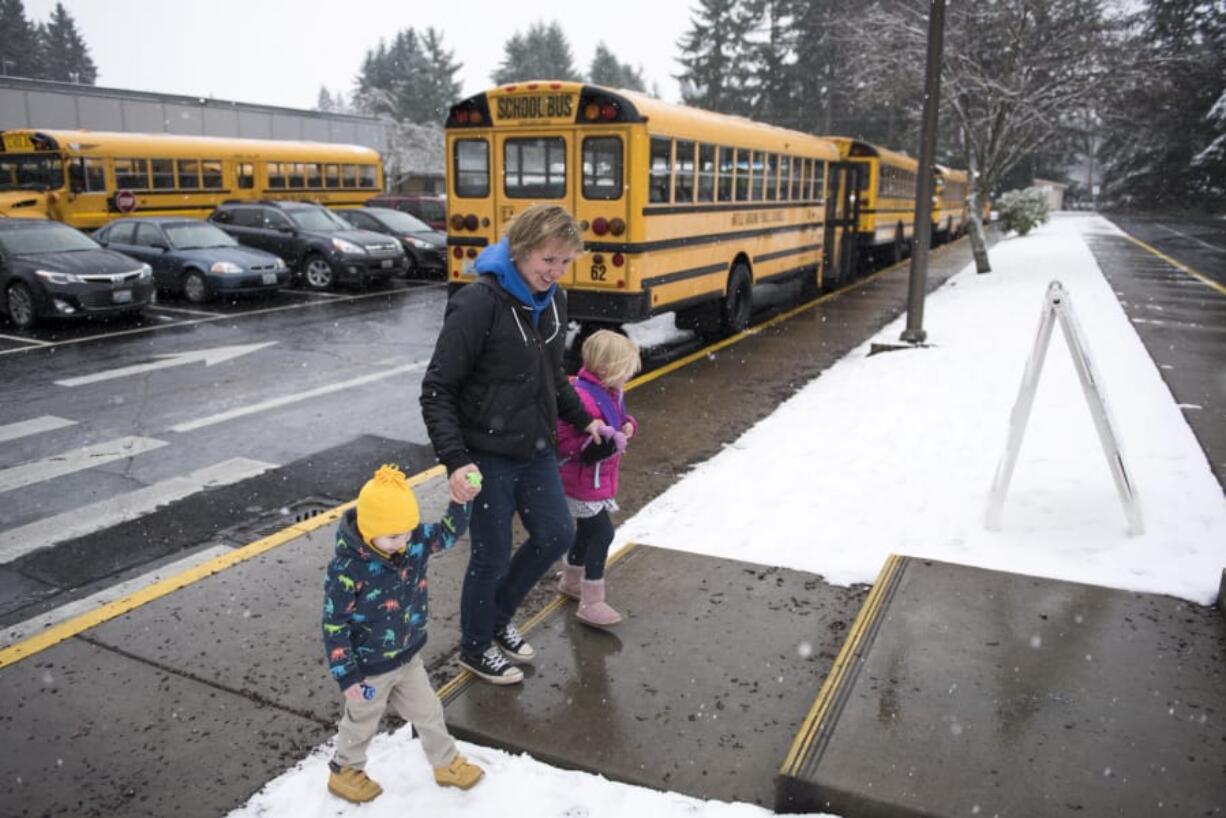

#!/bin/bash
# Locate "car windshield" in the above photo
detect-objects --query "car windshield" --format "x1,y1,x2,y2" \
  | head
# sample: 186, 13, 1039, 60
0, 154, 64, 192
0, 223, 99, 254
165, 223, 238, 249
289, 208, 348, 232
370, 209, 432, 234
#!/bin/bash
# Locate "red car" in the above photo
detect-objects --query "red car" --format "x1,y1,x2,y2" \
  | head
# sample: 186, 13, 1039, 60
363, 194, 447, 231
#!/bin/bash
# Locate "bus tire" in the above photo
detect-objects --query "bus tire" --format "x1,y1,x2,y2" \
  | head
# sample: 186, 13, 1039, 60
303, 254, 336, 290
183, 270, 211, 304
721, 263, 752, 334
5, 281, 37, 329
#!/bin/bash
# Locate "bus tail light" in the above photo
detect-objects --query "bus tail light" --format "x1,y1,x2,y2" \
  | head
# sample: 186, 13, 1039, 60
601, 103, 618, 120
451, 214, 465, 230
617, 279, 625, 289
592, 217, 609, 236
466, 247, 478, 258
609, 218, 626, 236
464, 214, 479, 231
611, 253, 624, 267
583, 103, 600, 121
456, 110, 470, 125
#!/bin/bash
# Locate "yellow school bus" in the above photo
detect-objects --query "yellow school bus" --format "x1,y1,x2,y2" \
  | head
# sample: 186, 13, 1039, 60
0, 129, 383, 229
444, 82, 857, 333
827, 137, 920, 265
933, 164, 969, 244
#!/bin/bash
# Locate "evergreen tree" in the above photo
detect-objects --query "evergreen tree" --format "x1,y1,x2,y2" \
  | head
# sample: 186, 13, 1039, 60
354, 27, 462, 125
39, 2, 95, 83
491, 21, 582, 84
0, 0, 42, 79
675, 0, 757, 115
744, 0, 794, 127
316, 86, 335, 112
589, 42, 646, 91
417, 27, 463, 122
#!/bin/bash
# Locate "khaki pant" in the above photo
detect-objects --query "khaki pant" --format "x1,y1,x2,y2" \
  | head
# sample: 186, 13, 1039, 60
331, 654, 457, 769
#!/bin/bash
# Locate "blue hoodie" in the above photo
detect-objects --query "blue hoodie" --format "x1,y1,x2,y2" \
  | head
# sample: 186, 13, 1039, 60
474, 237, 555, 327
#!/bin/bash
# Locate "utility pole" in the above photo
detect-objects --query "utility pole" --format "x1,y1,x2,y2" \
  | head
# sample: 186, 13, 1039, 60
900, 0, 946, 345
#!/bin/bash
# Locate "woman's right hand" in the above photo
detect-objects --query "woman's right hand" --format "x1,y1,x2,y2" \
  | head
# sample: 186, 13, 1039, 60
450, 463, 482, 503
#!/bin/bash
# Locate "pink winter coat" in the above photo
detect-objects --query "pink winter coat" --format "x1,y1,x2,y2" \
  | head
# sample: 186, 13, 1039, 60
556, 368, 638, 502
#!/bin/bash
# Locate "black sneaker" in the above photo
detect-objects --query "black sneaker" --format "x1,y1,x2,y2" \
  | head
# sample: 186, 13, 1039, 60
459, 645, 524, 685
495, 623, 536, 662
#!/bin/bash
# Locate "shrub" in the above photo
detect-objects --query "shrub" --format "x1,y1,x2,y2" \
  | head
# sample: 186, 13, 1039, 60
997, 187, 1051, 236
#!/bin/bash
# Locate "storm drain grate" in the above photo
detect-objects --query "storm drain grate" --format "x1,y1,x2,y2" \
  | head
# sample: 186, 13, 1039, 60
214, 496, 342, 546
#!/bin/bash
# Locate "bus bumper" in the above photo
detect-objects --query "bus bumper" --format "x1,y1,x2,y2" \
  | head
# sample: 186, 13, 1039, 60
566, 289, 652, 323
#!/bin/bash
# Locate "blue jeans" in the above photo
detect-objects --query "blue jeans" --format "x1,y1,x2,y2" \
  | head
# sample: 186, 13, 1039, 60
461, 449, 574, 657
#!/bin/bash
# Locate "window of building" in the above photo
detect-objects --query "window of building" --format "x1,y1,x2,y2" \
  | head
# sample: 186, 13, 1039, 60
648, 137, 672, 204
582, 136, 622, 200
454, 140, 488, 198
697, 143, 716, 203
114, 158, 149, 190
717, 146, 733, 202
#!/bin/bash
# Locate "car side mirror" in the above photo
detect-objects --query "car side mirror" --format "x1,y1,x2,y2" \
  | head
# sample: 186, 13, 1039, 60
152, 243, 168, 251
276, 226, 295, 235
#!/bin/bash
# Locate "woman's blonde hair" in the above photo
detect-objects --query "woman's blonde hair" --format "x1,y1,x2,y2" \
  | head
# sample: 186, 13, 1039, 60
581, 329, 641, 386
507, 204, 584, 260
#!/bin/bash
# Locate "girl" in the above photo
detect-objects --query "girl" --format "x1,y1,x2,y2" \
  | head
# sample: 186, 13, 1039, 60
556, 329, 641, 627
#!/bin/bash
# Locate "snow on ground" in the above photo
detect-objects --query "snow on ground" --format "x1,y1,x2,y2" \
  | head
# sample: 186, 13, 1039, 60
228, 213, 1224, 818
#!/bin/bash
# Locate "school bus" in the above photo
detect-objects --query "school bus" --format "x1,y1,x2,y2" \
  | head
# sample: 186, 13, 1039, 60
444, 82, 858, 333
933, 164, 969, 244
0, 129, 383, 229
827, 137, 920, 266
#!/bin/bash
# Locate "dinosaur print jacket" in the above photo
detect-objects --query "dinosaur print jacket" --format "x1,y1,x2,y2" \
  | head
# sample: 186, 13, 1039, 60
322, 501, 469, 692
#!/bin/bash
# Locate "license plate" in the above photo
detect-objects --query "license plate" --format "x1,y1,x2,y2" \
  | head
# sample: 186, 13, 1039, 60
112, 289, 132, 304
462, 259, 475, 275
262, 273, 277, 284
381, 259, 394, 269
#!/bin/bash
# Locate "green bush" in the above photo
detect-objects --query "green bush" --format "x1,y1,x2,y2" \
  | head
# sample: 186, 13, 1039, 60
997, 188, 1051, 236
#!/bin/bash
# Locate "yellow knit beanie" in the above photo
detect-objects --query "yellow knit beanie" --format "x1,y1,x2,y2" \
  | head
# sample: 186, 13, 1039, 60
356, 464, 420, 544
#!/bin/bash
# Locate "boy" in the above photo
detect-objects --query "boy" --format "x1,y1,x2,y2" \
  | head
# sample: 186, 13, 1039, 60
322, 464, 482, 803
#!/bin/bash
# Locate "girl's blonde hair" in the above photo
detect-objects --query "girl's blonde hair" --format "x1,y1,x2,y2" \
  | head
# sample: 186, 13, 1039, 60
507, 204, 584, 260
581, 329, 641, 386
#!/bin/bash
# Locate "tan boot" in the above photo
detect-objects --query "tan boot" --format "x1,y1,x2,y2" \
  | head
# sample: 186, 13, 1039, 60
327, 764, 383, 803
434, 753, 485, 790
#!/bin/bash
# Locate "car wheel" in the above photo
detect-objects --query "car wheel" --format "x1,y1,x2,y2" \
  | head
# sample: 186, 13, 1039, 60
6, 281, 38, 329
302, 254, 335, 290
183, 270, 211, 304
721, 263, 753, 334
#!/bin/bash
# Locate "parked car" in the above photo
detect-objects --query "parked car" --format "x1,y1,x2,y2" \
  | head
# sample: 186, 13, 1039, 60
334, 206, 446, 279
363, 194, 447, 231
0, 219, 154, 329
94, 217, 290, 304
208, 201, 406, 290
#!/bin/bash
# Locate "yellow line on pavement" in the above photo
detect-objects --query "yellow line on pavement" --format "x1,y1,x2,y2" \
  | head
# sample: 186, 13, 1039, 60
0, 464, 445, 670
1122, 234, 1226, 296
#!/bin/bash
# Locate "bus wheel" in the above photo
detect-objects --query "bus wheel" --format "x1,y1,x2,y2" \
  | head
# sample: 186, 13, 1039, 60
5, 281, 37, 329
721, 263, 753, 334
303, 255, 336, 290
183, 270, 211, 304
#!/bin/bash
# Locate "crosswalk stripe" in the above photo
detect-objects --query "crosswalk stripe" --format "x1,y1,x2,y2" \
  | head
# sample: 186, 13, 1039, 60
0, 544, 233, 651
0, 457, 275, 564
0, 436, 167, 494
0, 416, 77, 444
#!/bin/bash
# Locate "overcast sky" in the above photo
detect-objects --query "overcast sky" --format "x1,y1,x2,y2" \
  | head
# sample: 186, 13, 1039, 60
22, 0, 695, 111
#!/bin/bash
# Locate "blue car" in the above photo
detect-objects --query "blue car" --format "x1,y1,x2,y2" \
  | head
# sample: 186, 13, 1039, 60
94, 217, 290, 304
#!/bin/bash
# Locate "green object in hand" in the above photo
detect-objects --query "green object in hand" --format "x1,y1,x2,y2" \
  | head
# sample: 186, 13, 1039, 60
466, 472, 483, 488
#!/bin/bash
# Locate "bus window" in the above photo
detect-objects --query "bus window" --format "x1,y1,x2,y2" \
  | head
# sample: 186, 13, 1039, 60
68, 157, 105, 193
324, 163, 339, 189
342, 164, 359, 188
288, 163, 305, 189
791, 157, 802, 200
307, 163, 323, 188
582, 136, 622, 200
201, 160, 222, 189
359, 165, 377, 189
648, 137, 671, 204
151, 159, 175, 190
779, 156, 791, 202
115, 158, 149, 190
267, 162, 285, 189
237, 162, 254, 189
674, 140, 695, 204
717, 146, 733, 202
504, 137, 565, 199
734, 148, 749, 202
697, 143, 715, 203
765, 154, 778, 201
177, 159, 201, 190
453, 139, 488, 198
817, 162, 828, 199
751, 151, 765, 201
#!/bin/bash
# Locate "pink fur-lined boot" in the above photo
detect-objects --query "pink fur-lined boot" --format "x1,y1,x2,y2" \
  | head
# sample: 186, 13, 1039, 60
576, 579, 623, 628
557, 564, 583, 599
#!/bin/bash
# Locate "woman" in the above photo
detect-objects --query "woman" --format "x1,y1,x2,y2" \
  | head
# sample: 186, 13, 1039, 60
420, 204, 600, 685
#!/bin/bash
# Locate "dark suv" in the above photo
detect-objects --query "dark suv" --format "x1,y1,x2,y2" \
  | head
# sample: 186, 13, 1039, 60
208, 201, 406, 290
364, 194, 447, 231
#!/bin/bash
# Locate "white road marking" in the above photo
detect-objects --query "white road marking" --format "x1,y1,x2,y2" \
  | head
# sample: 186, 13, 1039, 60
55, 342, 277, 387
1157, 224, 1226, 253
0, 332, 50, 345
0, 436, 168, 494
0, 416, 76, 444
0, 544, 232, 650
144, 305, 226, 317
0, 457, 274, 564
169, 361, 426, 432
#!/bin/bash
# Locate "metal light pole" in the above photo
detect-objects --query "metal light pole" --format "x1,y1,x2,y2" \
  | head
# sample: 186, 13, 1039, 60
900, 0, 947, 345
